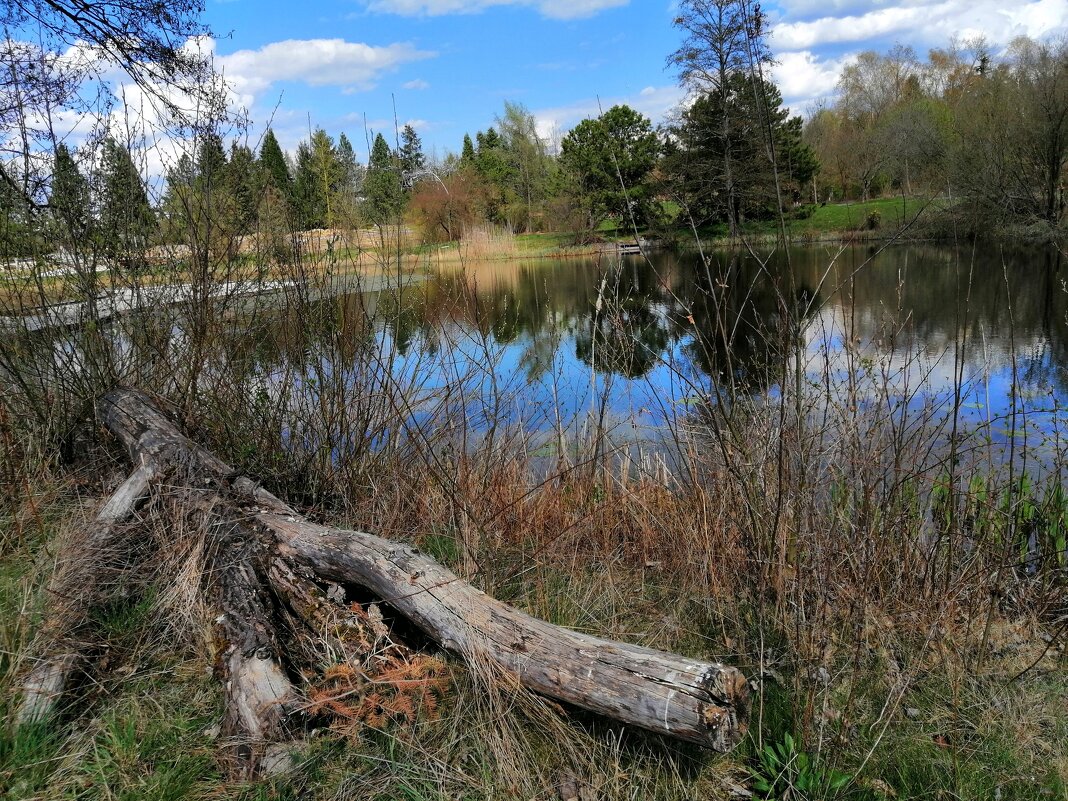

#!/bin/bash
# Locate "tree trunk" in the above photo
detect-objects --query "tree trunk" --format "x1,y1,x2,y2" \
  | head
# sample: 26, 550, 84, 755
20, 389, 749, 772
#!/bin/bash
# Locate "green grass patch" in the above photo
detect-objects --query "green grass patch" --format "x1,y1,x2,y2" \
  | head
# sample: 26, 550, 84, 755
686, 196, 943, 241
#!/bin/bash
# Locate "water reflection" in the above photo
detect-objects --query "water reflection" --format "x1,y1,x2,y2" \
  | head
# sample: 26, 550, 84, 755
328, 243, 1067, 465
24, 243, 1061, 467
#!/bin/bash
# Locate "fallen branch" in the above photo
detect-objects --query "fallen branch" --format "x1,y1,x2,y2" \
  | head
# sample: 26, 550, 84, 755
20, 388, 749, 773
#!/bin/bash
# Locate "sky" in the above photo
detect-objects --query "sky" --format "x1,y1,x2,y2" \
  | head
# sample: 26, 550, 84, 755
142, 0, 1068, 164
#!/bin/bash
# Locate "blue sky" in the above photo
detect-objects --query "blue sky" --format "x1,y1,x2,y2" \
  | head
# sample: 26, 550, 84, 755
193, 0, 1067, 162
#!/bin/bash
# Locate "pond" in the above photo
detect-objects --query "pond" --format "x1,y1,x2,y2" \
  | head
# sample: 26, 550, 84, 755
17, 241, 1062, 475
310, 242, 1066, 470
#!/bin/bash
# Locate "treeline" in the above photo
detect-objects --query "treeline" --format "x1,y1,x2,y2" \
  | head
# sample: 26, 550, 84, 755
804, 36, 1068, 228
18, 86, 817, 257
4, 12, 1067, 261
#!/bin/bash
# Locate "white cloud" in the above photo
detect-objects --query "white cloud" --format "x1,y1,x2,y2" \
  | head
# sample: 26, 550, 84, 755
216, 38, 435, 96
772, 7, 919, 50
403, 78, 430, 90
770, 0, 1068, 51
765, 0, 1068, 114
365, 0, 627, 20
772, 51, 856, 109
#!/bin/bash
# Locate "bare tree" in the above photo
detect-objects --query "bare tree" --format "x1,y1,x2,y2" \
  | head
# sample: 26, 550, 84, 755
1, 0, 214, 204
668, 0, 770, 236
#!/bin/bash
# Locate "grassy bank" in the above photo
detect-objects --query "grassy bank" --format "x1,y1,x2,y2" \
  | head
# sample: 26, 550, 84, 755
2, 442, 1065, 800
0, 242, 1065, 800
416, 197, 953, 264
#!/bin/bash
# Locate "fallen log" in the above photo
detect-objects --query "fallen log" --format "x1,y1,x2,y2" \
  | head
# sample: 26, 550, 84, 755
22, 387, 749, 771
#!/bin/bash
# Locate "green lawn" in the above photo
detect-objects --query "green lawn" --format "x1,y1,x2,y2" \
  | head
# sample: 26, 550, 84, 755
679, 196, 942, 240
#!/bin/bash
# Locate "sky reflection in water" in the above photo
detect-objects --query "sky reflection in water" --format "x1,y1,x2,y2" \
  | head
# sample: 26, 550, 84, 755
350, 243, 1068, 468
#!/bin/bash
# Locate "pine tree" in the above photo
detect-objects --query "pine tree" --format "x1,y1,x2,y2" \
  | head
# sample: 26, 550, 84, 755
398, 124, 426, 186
99, 138, 155, 265
669, 0, 773, 235
559, 105, 659, 229
666, 73, 817, 224
362, 133, 404, 224
51, 143, 93, 247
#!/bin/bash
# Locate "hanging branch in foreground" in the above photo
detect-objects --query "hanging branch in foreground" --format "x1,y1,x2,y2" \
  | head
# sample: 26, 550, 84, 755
19, 388, 749, 776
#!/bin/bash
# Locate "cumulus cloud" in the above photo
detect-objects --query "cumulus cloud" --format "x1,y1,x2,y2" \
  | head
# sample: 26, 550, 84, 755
216, 38, 435, 96
365, 0, 627, 20
771, 51, 856, 109
403, 78, 430, 90
770, 0, 1068, 51
765, 0, 1068, 114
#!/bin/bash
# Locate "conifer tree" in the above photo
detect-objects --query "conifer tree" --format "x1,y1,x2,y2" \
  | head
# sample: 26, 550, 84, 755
292, 129, 343, 229
99, 138, 155, 265
399, 124, 426, 185
259, 129, 293, 200
196, 132, 227, 191
460, 134, 477, 167
51, 143, 93, 247
226, 143, 258, 231
363, 133, 404, 224
335, 132, 363, 223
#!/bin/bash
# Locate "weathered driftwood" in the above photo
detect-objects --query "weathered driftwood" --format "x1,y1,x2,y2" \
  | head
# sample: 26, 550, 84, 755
22, 387, 749, 770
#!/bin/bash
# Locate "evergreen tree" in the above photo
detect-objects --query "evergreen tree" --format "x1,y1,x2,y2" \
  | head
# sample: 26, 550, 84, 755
195, 132, 227, 191
0, 174, 36, 258
399, 124, 426, 185
475, 127, 510, 184
226, 142, 258, 231
473, 127, 514, 225
336, 133, 362, 195
334, 132, 363, 224
51, 143, 93, 247
192, 133, 231, 240
666, 73, 817, 224
460, 134, 477, 167
160, 152, 195, 243
259, 128, 293, 200
669, 0, 772, 235
292, 140, 319, 229
99, 138, 155, 265
291, 129, 344, 229
362, 133, 404, 224
559, 105, 660, 229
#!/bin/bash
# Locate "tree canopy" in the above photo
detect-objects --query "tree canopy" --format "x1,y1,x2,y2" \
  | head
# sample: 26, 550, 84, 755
559, 104, 660, 230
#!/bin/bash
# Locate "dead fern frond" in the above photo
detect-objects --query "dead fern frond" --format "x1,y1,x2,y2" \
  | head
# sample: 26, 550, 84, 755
308, 650, 450, 737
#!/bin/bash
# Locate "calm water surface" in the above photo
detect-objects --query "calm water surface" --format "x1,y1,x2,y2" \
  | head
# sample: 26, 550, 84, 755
303, 242, 1067, 468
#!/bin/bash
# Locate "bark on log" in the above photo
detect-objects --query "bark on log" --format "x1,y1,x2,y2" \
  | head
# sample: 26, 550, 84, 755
27, 387, 749, 757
